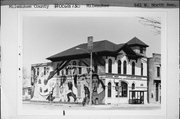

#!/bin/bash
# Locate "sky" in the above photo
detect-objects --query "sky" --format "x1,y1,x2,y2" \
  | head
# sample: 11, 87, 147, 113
23, 16, 161, 76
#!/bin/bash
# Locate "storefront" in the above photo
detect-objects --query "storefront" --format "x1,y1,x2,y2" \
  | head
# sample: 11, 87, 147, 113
129, 90, 146, 104
102, 74, 147, 104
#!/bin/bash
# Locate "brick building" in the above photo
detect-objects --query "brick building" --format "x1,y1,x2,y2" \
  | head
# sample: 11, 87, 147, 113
147, 53, 161, 103
31, 37, 149, 104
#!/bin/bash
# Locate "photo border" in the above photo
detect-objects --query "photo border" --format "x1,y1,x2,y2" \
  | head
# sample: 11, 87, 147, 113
18, 7, 166, 116
1, 6, 179, 119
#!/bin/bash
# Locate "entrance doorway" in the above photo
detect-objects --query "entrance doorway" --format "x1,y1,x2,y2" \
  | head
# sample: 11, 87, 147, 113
156, 83, 159, 102
129, 90, 145, 104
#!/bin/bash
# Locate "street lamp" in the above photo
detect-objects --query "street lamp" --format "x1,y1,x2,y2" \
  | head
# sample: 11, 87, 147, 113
75, 47, 93, 105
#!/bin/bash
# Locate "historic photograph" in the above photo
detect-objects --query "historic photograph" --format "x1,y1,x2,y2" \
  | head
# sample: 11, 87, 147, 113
22, 16, 161, 111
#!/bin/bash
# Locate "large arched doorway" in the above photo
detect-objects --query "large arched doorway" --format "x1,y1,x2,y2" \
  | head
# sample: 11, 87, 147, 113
107, 82, 112, 97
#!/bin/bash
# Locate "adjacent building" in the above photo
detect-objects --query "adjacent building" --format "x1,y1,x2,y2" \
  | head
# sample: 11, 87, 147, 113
147, 53, 161, 103
31, 37, 149, 104
22, 78, 31, 100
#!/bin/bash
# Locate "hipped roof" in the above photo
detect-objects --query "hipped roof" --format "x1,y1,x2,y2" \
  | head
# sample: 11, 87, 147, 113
47, 37, 148, 61
127, 37, 149, 47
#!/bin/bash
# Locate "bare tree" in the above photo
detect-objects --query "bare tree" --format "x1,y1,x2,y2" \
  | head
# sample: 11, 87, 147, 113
138, 17, 161, 35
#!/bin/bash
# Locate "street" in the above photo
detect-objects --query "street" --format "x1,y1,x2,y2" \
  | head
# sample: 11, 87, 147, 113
22, 101, 161, 110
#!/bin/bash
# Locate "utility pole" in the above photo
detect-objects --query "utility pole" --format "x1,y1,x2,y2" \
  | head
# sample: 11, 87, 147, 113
87, 36, 93, 105
76, 36, 93, 105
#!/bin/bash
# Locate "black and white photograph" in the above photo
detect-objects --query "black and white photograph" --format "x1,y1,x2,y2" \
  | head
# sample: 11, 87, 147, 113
1, 4, 179, 119
21, 15, 162, 112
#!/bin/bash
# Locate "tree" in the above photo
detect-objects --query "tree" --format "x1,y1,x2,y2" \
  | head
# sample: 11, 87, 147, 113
138, 17, 161, 35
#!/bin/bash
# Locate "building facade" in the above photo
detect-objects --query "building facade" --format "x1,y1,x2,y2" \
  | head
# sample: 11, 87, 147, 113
31, 37, 149, 104
147, 53, 161, 103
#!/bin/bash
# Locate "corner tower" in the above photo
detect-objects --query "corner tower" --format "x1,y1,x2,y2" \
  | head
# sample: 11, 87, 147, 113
127, 37, 149, 56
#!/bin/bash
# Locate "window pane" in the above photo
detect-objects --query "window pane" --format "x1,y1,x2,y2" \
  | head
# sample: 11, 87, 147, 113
121, 81, 127, 97
108, 82, 111, 97
78, 61, 82, 74
132, 83, 135, 89
108, 59, 112, 73
132, 62, 135, 75
118, 60, 121, 74
157, 67, 160, 77
141, 63, 143, 76
44, 67, 46, 75
123, 61, 127, 74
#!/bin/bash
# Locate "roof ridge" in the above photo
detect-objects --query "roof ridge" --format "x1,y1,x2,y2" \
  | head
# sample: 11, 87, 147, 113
126, 37, 149, 47
47, 38, 145, 61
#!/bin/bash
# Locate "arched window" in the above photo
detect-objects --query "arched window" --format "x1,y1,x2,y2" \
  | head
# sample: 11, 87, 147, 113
123, 61, 127, 74
108, 82, 112, 97
118, 60, 121, 74
44, 67, 46, 75
108, 59, 112, 73
132, 83, 135, 89
121, 81, 128, 97
132, 62, 135, 75
61, 70, 64, 76
132, 83, 135, 98
141, 63, 143, 76
78, 61, 82, 74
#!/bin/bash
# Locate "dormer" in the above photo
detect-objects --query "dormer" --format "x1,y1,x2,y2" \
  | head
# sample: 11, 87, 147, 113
126, 37, 149, 56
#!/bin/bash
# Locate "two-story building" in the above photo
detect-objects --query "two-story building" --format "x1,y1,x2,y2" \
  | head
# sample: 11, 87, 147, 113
147, 53, 161, 103
31, 37, 149, 104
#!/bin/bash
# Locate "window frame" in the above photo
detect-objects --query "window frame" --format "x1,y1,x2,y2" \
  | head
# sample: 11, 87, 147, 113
157, 66, 160, 77
107, 82, 112, 98
108, 59, 112, 73
44, 67, 46, 75
121, 81, 128, 97
118, 60, 121, 74
132, 61, 135, 75
141, 63, 143, 76
140, 47, 143, 53
123, 60, 127, 74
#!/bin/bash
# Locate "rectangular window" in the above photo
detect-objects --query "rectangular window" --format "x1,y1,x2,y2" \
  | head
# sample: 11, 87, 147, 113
141, 63, 143, 76
140, 47, 143, 53
79, 67, 82, 74
157, 67, 160, 77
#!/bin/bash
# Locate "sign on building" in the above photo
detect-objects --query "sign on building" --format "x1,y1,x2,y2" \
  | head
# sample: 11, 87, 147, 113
87, 36, 93, 50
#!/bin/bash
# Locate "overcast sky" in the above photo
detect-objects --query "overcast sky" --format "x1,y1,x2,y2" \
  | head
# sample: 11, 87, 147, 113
23, 16, 161, 76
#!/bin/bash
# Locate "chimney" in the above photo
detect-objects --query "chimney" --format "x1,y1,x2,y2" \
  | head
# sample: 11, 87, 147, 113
87, 36, 93, 50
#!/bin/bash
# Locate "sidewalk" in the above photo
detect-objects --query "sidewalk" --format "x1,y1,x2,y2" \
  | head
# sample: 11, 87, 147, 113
23, 100, 161, 110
